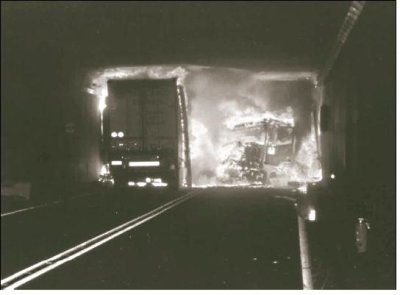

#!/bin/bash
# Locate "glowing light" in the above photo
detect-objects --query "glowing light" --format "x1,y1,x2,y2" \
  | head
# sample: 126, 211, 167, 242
100, 165, 108, 176
86, 87, 96, 95
330, 174, 335, 179
98, 98, 106, 112
136, 182, 147, 187
267, 146, 276, 155
298, 184, 308, 194
111, 161, 122, 166
88, 65, 321, 189
153, 178, 162, 183
129, 161, 160, 167
118, 132, 124, 138
145, 177, 151, 183
128, 181, 135, 186
308, 209, 316, 221
190, 120, 209, 160
224, 109, 295, 130
98, 87, 108, 112
111, 132, 117, 138
190, 102, 322, 187
152, 182, 168, 187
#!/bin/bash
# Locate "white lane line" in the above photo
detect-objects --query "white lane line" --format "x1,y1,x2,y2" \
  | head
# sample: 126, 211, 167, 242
297, 215, 313, 290
1, 192, 193, 286
1, 191, 197, 290
2, 193, 189, 286
1, 192, 99, 218
1, 204, 48, 217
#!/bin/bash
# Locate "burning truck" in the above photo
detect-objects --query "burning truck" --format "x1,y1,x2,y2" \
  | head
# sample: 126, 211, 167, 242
88, 66, 321, 189
215, 111, 302, 187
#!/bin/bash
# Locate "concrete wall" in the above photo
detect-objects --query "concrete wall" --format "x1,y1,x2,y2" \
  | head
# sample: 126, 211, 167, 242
321, 1, 395, 194
318, 3, 395, 287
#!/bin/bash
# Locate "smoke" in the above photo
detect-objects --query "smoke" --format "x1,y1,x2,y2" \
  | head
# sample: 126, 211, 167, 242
184, 67, 317, 186
87, 65, 319, 187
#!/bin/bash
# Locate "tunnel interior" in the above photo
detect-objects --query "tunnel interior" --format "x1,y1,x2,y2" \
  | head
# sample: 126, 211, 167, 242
1, 1, 395, 290
87, 66, 322, 189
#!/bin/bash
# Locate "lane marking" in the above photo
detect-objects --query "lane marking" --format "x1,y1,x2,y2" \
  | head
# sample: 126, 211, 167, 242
1, 192, 99, 218
1, 191, 197, 290
297, 215, 313, 290
1, 204, 48, 217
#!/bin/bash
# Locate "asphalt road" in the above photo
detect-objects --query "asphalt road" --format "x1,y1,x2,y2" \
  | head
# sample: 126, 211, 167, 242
2, 188, 302, 289
1, 188, 186, 278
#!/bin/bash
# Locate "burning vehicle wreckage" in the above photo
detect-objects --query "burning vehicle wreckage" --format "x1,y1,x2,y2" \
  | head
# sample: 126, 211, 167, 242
213, 110, 322, 189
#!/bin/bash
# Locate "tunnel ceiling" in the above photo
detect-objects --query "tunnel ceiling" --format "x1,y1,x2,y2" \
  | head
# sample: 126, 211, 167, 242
2, 2, 350, 72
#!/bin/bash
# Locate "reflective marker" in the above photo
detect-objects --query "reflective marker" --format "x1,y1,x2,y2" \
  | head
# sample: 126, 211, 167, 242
308, 209, 316, 221
111, 161, 122, 166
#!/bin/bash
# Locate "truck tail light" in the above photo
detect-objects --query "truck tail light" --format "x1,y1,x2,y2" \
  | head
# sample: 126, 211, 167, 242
128, 161, 160, 167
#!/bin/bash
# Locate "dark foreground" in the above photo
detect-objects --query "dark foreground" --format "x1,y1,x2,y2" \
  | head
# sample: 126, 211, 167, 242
1, 187, 395, 289
2, 188, 302, 289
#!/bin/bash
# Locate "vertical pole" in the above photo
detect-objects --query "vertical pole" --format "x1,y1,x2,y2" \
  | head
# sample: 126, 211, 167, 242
262, 122, 268, 163
140, 87, 146, 150
312, 85, 323, 159
291, 129, 297, 162
297, 215, 314, 290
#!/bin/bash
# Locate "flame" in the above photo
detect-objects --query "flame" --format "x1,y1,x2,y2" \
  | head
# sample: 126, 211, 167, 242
86, 65, 320, 189
191, 102, 321, 188
190, 120, 210, 160
225, 109, 295, 130
98, 87, 108, 112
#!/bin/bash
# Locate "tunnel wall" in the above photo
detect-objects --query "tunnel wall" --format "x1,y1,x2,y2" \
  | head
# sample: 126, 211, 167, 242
65, 76, 102, 185
1, 67, 101, 202
321, 1, 395, 195
317, 3, 395, 288
29, 74, 102, 202
319, 1, 395, 268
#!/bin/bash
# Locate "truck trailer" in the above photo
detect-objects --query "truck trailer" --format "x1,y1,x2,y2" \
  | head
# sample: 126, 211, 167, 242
101, 79, 182, 189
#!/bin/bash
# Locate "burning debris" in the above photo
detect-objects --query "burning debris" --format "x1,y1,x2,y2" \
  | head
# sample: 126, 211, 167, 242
87, 65, 320, 188
188, 77, 322, 188
187, 68, 322, 188
194, 112, 320, 188
213, 108, 300, 187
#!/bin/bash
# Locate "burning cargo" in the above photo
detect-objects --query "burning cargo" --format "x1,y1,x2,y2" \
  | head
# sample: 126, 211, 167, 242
215, 114, 295, 186
187, 71, 322, 188
89, 66, 321, 189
